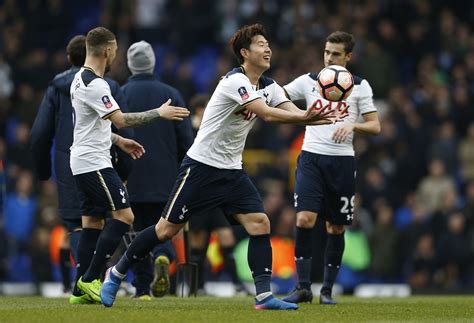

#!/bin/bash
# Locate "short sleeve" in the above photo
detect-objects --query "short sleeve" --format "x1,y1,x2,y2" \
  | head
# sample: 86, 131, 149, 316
269, 82, 291, 107
358, 79, 377, 115
283, 74, 309, 101
220, 73, 261, 106
88, 79, 121, 119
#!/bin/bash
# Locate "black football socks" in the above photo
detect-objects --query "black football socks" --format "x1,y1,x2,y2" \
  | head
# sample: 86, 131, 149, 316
248, 234, 272, 298
82, 219, 130, 282
295, 227, 313, 290
322, 232, 345, 295
73, 228, 101, 295
59, 248, 72, 293
115, 225, 161, 275
222, 246, 241, 286
190, 247, 207, 290
69, 229, 82, 263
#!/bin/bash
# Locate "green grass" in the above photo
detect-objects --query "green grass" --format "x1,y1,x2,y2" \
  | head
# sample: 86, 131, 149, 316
0, 295, 472, 322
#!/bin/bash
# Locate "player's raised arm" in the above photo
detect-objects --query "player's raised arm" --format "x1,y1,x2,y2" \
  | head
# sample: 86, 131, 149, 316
108, 99, 190, 129
245, 98, 335, 125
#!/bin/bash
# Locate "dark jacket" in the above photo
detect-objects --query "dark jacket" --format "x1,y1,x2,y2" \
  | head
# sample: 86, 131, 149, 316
121, 73, 194, 203
30, 67, 131, 220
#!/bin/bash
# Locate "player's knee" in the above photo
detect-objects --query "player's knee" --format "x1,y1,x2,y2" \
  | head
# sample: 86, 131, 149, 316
82, 216, 104, 229
113, 208, 134, 225
217, 228, 235, 247
156, 222, 181, 241
326, 222, 344, 234
248, 213, 270, 235
189, 230, 207, 248
296, 212, 317, 228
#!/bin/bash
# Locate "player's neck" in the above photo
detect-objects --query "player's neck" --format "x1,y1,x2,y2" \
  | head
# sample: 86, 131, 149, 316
240, 64, 264, 86
83, 57, 106, 77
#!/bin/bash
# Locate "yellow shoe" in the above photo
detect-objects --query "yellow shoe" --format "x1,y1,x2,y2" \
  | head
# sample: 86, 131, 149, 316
150, 256, 170, 297
133, 294, 152, 301
77, 277, 102, 303
69, 293, 95, 305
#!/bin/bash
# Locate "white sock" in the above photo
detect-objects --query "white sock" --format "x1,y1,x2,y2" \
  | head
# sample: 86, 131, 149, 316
255, 292, 272, 302
111, 266, 126, 279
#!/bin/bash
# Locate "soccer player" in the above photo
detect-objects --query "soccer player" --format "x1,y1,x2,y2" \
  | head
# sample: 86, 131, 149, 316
70, 27, 189, 304
29, 35, 138, 296
282, 31, 381, 305
121, 41, 194, 299
101, 24, 344, 310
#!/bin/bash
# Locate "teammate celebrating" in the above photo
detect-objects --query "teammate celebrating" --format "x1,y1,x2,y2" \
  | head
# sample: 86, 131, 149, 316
282, 31, 381, 305
30, 35, 137, 300
100, 24, 345, 310
70, 27, 189, 303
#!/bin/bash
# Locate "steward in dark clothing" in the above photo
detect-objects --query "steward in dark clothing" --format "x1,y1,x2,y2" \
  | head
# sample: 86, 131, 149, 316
122, 41, 194, 298
122, 73, 193, 203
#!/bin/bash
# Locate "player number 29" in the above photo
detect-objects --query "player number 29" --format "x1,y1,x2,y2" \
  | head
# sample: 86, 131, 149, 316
340, 195, 355, 214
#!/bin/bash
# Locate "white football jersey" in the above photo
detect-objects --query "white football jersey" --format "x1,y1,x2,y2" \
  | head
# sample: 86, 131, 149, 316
187, 67, 289, 169
284, 73, 377, 156
70, 67, 120, 175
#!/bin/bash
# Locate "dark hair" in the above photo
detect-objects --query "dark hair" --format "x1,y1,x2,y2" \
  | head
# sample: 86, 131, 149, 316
86, 27, 116, 56
229, 24, 267, 64
67, 35, 86, 66
326, 31, 355, 53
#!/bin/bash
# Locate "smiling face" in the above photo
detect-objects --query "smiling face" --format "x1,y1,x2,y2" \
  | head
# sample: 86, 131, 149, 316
241, 34, 272, 71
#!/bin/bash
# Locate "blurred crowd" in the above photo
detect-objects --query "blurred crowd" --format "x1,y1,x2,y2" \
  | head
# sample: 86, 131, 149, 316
0, 0, 473, 291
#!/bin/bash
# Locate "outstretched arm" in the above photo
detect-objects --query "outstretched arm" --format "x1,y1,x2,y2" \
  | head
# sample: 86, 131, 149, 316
108, 99, 190, 128
246, 99, 338, 125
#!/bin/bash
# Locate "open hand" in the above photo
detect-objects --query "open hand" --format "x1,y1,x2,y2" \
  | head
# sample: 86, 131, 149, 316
306, 102, 350, 125
116, 137, 145, 160
157, 99, 190, 121
332, 123, 355, 143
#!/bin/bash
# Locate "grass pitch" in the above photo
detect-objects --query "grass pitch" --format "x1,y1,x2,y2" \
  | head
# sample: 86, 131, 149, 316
0, 295, 472, 322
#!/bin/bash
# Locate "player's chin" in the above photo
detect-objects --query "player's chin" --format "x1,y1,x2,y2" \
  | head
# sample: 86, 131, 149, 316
260, 61, 271, 70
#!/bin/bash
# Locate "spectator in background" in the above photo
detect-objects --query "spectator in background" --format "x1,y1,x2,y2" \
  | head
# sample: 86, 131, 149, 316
369, 203, 400, 281
407, 233, 436, 289
429, 121, 458, 176
416, 159, 457, 215
360, 166, 389, 215
458, 122, 474, 182
4, 170, 37, 265
7, 123, 34, 175
29, 227, 53, 286
436, 212, 471, 288
121, 40, 194, 299
337, 216, 371, 292
0, 55, 14, 99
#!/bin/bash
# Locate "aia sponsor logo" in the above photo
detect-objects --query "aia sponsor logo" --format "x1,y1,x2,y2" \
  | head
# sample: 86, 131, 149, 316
238, 86, 249, 100
310, 99, 349, 115
102, 95, 113, 109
